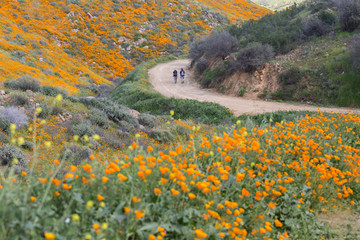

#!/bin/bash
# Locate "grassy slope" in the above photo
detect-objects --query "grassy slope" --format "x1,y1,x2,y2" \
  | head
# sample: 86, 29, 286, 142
251, 0, 306, 10
272, 31, 360, 107
0, 0, 270, 94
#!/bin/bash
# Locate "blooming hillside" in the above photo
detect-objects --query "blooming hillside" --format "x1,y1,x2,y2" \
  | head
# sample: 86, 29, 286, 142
196, 0, 272, 22
0, 0, 270, 94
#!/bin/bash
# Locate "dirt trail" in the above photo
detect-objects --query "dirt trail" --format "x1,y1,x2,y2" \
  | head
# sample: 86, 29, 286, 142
149, 59, 360, 116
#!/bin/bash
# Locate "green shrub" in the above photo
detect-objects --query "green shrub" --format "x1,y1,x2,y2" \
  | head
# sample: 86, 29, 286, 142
351, 33, 360, 70
149, 129, 174, 143
41, 85, 67, 97
117, 120, 136, 133
318, 10, 336, 26
0, 144, 26, 166
138, 113, 156, 128
88, 108, 109, 128
68, 97, 139, 128
337, 0, 360, 32
4, 76, 41, 92
232, 43, 274, 73
72, 124, 95, 138
0, 131, 9, 144
238, 87, 246, 97
38, 104, 52, 119
9, 92, 29, 106
60, 144, 93, 165
279, 67, 303, 85
21, 140, 34, 151
0, 117, 11, 133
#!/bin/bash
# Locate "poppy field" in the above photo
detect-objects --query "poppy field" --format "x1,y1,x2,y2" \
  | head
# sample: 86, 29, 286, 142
0, 108, 359, 239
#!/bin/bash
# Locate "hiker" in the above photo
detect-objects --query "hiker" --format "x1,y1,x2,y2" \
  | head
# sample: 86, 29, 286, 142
180, 68, 185, 84
173, 69, 178, 84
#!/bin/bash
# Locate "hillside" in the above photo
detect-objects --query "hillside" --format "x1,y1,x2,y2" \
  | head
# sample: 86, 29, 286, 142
190, 0, 360, 107
251, 0, 306, 10
195, 0, 272, 22
0, 0, 270, 94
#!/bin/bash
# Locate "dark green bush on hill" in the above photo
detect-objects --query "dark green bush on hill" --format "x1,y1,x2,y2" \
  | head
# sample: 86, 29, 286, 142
279, 67, 303, 85
4, 76, 41, 92
303, 17, 331, 37
337, 0, 360, 32
202, 31, 237, 60
231, 43, 274, 72
41, 85, 68, 97
0, 144, 26, 166
351, 33, 360, 70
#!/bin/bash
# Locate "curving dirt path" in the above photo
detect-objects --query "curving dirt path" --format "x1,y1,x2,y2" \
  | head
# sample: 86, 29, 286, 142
149, 59, 360, 116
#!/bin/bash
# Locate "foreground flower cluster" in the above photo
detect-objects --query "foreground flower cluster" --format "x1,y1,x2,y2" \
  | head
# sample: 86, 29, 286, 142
0, 112, 359, 239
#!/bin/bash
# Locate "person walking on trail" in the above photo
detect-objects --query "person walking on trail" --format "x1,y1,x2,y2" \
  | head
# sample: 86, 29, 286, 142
173, 69, 178, 84
180, 68, 185, 84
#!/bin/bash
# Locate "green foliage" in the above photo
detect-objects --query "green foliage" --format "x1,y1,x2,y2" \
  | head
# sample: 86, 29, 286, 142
337, 73, 360, 107
337, 0, 360, 32
41, 85, 68, 97
21, 140, 34, 151
279, 67, 303, 85
149, 129, 175, 143
117, 120, 136, 133
68, 97, 139, 129
4, 76, 41, 92
9, 92, 29, 106
0, 131, 9, 144
228, 4, 305, 54
0, 117, 11, 133
238, 87, 246, 97
232, 43, 274, 72
71, 124, 95, 138
88, 108, 109, 128
0, 144, 26, 166
350, 33, 360, 70
138, 113, 156, 128
235, 111, 311, 126
60, 144, 93, 165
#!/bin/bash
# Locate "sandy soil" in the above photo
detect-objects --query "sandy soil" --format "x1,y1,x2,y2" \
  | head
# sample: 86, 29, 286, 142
149, 59, 360, 116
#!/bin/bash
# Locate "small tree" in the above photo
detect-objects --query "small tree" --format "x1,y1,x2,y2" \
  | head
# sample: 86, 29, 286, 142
303, 17, 331, 37
232, 44, 275, 72
189, 40, 206, 61
203, 31, 238, 60
337, 0, 360, 32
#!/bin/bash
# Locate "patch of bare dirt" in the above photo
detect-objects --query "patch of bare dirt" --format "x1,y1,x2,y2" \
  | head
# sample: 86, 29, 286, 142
318, 211, 360, 239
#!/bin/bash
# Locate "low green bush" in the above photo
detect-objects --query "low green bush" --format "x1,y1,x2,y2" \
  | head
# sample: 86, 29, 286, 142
0, 117, 11, 133
72, 124, 95, 138
149, 129, 175, 143
0, 131, 9, 144
60, 144, 93, 166
9, 92, 29, 106
139, 113, 156, 128
279, 67, 303, 85
0, 144, 27, 166
88, 108, 109, 128
4, 76, 41, 92
41, 85, 68, 97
